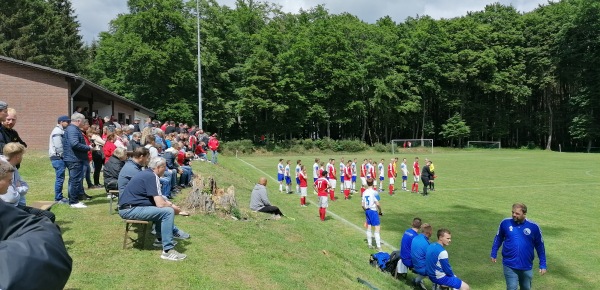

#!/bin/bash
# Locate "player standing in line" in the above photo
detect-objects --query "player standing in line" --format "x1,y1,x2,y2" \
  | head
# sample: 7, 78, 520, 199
351, 158, 357, 193
387, 158, 396, 195
411, 157, 420, 193
339, 157, 345, 195
378, 159, 385, 193
284, 160, 292, 194
298, 165, 308, 207
362, 178, 383, 251
295, 160, 302, 194
327, 159, 337, 201
277, 159, 284, 193
314, 171, 330, 221
343, 160, 352, 200
369, 160, 377, 190
429, 159, 435, 191
360, 159, 368, 195
401, 158, 409, 191
312, 158, 320, 183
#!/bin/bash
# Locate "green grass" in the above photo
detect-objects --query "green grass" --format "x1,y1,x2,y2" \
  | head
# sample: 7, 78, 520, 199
19, 149, 600, 289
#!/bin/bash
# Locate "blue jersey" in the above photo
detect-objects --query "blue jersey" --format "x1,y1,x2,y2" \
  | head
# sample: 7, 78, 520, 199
400, 228, 418, 261
410, 233, 430, 276
491, 218, 547, 271
426, 242, 454, 280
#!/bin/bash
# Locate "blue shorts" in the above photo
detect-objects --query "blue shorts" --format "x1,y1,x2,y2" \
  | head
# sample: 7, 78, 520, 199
352, 176, 357, 182
277, 174, 284, 182
285, 176, 291, 185
314, 178, 317, 183
430, 275, 463, 289
402, 176, 408, 181
341, 176, 344, 182
296, 177, 300, 184
379, 176, 384, 181
365, 209, 380, 226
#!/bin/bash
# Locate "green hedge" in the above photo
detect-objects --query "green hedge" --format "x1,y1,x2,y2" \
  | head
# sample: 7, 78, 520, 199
220, 138, 373, 155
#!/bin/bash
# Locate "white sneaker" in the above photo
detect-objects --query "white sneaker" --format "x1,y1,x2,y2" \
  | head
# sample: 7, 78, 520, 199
107, 194, 116, 199
70, 202, 87, 208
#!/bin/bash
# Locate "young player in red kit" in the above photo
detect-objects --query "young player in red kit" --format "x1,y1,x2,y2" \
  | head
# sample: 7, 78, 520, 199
298, 165, 308, 207
343, 160, 353, 200
360, 159, 368, 195
387, 158, 396, 195
327, 159, 337, 201
314, 171, 330, 221
412, 157, 420, 193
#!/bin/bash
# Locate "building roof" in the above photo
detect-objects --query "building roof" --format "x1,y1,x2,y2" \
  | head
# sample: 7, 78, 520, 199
0, 55, 155, 115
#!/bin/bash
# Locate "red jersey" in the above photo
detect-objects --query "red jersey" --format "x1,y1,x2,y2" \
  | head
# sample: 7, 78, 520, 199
413, 161, 420, 175
360, 164, 367, 177
328, 164, 336, 179
318, 168, 324, 179
177, 150, 185, 166
299, 171, 307, 187
344, 166, 352, 179
387, 163, 396, 178
195, 144, 205, 155
314, 177, 329, 196
369, 165, 375, 178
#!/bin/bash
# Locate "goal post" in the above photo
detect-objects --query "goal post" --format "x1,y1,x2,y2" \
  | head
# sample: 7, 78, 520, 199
391, 139, 434, 155
467, 141, 501, 149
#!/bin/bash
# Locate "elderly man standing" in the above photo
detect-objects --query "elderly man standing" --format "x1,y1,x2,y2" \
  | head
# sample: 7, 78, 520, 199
62, 113, 92, 208
118, 157, 187, 261
250, 177, 285, 220
49, 116, 71, 203
0, 102, 11, 154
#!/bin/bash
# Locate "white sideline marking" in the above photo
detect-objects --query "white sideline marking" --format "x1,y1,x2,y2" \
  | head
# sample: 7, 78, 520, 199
441, 182, 600, 191
586, 171, 597, 177
236, 157, 398, 251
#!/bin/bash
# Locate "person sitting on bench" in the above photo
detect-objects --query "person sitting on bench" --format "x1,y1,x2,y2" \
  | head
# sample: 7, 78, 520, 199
103, 147, 127, 198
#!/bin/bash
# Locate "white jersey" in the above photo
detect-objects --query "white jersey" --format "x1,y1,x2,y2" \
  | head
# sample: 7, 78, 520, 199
351, 162, 357, 176
340, 162, 345, 175
378, 163, 384, 177
362, 188, 379, 210
277, 163, 284, 175
295, 164, 301, 178
313, 163, 319, 179
400, 162, 408, 176
284, 165, 291, 177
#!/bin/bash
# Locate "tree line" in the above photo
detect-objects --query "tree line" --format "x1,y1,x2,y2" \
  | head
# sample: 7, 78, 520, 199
2, 0, 599, 151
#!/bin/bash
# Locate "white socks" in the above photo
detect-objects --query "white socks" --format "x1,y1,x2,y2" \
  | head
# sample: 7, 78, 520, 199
374, 231, 381, 248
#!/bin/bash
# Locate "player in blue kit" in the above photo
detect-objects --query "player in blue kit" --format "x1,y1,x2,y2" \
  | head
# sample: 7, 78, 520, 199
284, 160, 292, 193
398, 217, 422, 276
426, 228, 470, 290
277, 159, 284, 193
491, 203, 547, 290
295, 160, 302, 194
362, 178, 382, 251
411, 223, 433, 290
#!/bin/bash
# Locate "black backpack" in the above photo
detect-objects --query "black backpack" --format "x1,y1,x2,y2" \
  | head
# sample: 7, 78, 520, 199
384, 250, 401, 274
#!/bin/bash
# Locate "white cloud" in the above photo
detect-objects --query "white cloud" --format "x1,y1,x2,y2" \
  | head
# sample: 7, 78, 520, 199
70, 0, 549, 43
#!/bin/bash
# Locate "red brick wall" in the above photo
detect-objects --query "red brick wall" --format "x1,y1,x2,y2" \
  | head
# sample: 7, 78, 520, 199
0, 61, 69, 150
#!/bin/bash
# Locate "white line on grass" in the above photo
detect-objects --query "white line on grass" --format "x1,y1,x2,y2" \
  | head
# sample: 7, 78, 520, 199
236, 157, 398, 251
440, 182, 600, 191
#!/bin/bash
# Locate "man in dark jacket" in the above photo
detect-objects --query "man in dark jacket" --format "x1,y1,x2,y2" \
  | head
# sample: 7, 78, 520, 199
62, 112, 92, 208
420, 160, 433, 196
0, 160, 72, 290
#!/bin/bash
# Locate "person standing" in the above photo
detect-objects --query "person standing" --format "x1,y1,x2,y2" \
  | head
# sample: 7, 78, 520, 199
61, 113, 92, 208
339, 157, 345, 195
327, 159, 337, 201
426, 229, 470, 290
314, 170, 330, 221
351, 158, 357, 193
343, 160, 352, 200
312, 158, 320, 183
362, 178, 382, 251
49, 115, 70, 203
411, 223, 433, 290
207, 133, 219, 164
429, 160, 436, 191
400, 158, 409, 191
284, 160, 292, 194
387, 158, 396, 195
277, 159, 284, 193
1, 108, 27, 149
411, 157, 420, 193
298, 165, 308, 207
491, 203, 547, 290
377, 159, 385, 193
295, 159, 302, 194
398, 217, 422, 276
89, 125, 105, 188
421, 160, 432, 196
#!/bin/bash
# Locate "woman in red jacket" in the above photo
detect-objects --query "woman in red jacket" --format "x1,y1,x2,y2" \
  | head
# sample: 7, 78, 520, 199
103, 133, 117, 164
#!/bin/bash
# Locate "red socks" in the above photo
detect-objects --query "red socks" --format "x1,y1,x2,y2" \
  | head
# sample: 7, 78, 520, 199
344, 189, 350, 199
389, 185, 394, 195
300, 197, 306, 205
319, 207, 326, 221
415, 183, 419, 193
329, 189, 335, 201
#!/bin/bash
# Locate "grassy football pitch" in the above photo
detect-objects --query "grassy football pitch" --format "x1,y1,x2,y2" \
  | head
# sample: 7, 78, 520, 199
17, 149, 600, 289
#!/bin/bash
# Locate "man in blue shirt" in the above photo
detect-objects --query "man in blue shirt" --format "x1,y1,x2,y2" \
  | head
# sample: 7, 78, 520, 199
411, 223, 432, 290
118, 157, 186, 261
491, 203, 547, 290
426, 228, 470, 290
398, 217, 422, 277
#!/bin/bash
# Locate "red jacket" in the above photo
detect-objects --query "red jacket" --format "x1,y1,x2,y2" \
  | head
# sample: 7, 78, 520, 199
208, 137, 219, 151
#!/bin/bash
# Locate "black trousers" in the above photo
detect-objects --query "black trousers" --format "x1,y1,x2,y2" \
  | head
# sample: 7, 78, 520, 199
92, 151, 104, 185
421, 178, 430, 195
258, 206, 283, 216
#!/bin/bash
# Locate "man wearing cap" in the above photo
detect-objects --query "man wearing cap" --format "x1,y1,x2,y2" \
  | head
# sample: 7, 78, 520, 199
62, 113, 92, 208
0, 101, 11, 154
49, 116, 71, 203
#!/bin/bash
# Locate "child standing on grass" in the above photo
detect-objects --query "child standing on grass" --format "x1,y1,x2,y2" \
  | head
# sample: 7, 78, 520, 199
299, 165, 308, 207
314, 171, 330, 221
343, 160, 352, 200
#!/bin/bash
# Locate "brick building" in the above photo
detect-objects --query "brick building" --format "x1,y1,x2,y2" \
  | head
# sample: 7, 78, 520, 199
0, 55, 155, 150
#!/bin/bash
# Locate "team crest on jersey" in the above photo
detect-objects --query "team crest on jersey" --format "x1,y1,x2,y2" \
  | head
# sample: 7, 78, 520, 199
509, 226, 513, 232
523, 228, 531, 235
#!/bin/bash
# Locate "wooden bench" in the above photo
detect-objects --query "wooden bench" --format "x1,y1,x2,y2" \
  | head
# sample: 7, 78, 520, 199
30, 201, 57, 211
108, 189, 119, 214
122, 219, 150, 249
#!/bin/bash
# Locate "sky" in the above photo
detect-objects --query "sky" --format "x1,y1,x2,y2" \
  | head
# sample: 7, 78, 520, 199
71, 0, 550, 43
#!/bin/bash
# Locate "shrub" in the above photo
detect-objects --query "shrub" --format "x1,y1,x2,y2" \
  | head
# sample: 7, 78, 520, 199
337, 139, 368, 152
373, 142, 390, 153
221, 139, 255, 155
